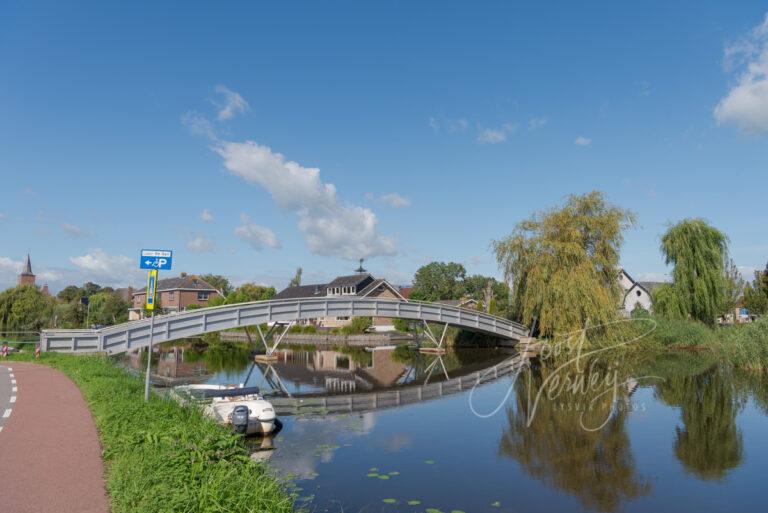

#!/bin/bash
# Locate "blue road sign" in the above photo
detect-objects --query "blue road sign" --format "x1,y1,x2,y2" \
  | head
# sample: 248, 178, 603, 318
139, 249, 173, 270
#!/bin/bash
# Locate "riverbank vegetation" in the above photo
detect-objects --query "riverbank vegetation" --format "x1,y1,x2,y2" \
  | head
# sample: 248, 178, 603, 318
8, 352, 294, 513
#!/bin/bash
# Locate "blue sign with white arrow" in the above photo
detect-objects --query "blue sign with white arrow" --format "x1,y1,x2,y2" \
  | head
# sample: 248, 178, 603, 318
139, 249, 173, 270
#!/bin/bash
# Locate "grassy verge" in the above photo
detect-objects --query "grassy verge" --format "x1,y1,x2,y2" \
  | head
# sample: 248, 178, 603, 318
8, 352, 294, 513
586, 314, 768, 373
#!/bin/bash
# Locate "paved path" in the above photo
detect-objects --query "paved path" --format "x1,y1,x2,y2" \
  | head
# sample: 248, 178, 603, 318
0, 362, 108, 513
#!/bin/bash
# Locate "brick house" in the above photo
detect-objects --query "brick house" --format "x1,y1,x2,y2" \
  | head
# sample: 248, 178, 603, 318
129, 274, 221, 320
273, 271, 406, 331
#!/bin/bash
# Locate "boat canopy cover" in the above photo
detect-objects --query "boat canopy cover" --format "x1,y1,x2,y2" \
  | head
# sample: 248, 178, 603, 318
202, 386, 261, 398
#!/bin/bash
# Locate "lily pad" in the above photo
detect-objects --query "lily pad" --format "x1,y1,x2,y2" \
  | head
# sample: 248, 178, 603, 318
407, 500, 421, 505
369, 467, 380, 472
491, 501, 501, 507
424, 459, 436, 465
378, 474, 390, 480
382, 498, 397, 504
388, 471, 400, 475
425, 509, 444, 513
366, 473, 379, 478
451, 510, 466, 513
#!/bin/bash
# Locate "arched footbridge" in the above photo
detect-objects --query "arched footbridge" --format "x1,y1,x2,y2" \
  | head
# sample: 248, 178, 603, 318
40, 297, 530, 355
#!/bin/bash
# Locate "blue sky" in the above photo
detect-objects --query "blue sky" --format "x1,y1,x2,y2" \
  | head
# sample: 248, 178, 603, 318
1, 1, 767, 292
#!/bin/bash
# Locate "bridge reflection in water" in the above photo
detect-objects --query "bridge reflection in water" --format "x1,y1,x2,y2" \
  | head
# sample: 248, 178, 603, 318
122, 342, 528, 416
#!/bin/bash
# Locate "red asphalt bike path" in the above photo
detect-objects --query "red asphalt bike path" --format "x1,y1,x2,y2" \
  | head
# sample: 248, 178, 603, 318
0, 362, 108, 513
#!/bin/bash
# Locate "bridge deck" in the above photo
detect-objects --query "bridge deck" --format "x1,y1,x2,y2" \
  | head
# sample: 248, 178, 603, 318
41, 297, 529, 355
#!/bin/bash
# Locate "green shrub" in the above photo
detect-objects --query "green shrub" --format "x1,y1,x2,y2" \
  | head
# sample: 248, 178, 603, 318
340, 316, 372, 335
721, 317, 768, 372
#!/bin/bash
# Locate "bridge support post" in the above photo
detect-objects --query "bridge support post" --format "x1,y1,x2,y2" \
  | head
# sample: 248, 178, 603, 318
256, 321, 295, 358
420, 320, 450, 353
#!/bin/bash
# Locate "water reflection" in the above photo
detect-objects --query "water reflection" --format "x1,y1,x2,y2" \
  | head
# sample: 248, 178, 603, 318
122, 339, 514, 399
499, 360, 651, 512
655, 365, 745, 480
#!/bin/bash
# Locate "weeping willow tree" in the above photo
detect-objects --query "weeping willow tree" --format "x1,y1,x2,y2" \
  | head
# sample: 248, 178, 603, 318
493, 191, 635, 339
659, 219, 728, 326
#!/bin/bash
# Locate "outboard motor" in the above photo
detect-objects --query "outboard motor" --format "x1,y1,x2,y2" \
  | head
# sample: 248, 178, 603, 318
232, 405, 250, 435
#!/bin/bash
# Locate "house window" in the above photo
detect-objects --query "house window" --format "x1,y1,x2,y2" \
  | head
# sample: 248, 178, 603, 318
197, 292, 210, 301
636, 290, 642, 297
168, 291, 175, 301
337, 316, 350, 321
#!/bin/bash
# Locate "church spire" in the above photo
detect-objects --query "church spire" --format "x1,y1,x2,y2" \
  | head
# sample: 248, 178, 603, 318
22, 253, 33, 275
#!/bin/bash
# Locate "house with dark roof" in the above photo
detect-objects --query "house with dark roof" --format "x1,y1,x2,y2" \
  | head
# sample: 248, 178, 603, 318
274, 270, 405, 330
129, 273, 221, 319
618, 269, 658, 315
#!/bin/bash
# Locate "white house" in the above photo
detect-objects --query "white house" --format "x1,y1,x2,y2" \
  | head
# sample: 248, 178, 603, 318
618, 269, 653, 315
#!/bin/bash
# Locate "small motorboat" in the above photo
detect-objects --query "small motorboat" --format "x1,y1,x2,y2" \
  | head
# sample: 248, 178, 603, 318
175, 384, 277, 436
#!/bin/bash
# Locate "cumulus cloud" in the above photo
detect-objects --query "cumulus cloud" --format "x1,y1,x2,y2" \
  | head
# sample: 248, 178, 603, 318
61, 222, 89, 238
68, 249, 140, 288
528, 116, 549, 130
575, 136, 592, 146
380, 193, 411, 208
215, 85, 248, 121
234, 214, 280, 251
187, 234, 215, 253
714, 13, 768, 134
477, 123, 517, 144
201, 209, 214, 223
218, 141, 396, 259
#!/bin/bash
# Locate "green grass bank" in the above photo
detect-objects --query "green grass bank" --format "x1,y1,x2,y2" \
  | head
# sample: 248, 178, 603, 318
7, 352, 294, 513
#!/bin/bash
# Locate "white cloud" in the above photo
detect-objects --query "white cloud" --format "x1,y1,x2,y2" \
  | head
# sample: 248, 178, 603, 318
217, 141, 396, 259
61, 223, 89, 238
235, 214, 280, 251
380, 193, 411, 208
714, 13, 768, 134
201, 209, 214, 223
181, 111, 217, 140
0, 256, 23, 274
187, 234, 215, 253
528, 116, 549, 130
575, 136, 592, 146
477, 123, 517, 144
637, 272, 670, 282
68, 249, 139, 288
215, 85, 248, 121
428, 117, 468, 133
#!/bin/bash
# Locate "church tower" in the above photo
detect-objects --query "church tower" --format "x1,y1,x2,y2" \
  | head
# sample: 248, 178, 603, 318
18, 254, 36, 287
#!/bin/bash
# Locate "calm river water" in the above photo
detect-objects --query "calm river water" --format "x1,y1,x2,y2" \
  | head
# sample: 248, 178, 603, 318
126, 341, 768, 513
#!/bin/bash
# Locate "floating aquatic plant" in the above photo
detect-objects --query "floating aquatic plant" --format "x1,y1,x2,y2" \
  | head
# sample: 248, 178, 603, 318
382, 498, 397, 504
406, 500, 421, 505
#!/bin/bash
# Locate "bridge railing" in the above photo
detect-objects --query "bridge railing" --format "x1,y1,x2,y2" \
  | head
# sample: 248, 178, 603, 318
41, 297, 529, 354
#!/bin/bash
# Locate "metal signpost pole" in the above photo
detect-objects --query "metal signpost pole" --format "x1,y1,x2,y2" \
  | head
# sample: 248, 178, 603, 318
143, 268, 158, 402
138, 249, 172, 402
143, 309, 156, 402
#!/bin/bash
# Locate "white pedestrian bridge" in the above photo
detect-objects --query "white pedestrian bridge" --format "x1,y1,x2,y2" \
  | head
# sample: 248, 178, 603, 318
40, 297, 530, 355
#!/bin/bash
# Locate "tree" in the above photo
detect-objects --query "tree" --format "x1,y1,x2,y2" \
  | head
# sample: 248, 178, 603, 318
463, 275, 511, 316
0, 285, 55, 333
88, 291, 130, 326
81, 282, 102, 297
743, 263, 768, 315
222, 283, 276, 304
720, 259, 745, 317
409, 262, 467, 301
493, 191, 635, 338
200, 274, 233, 297
660, 219, 728, 326
57, 285, 81, 302
289, 267, 303, 287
